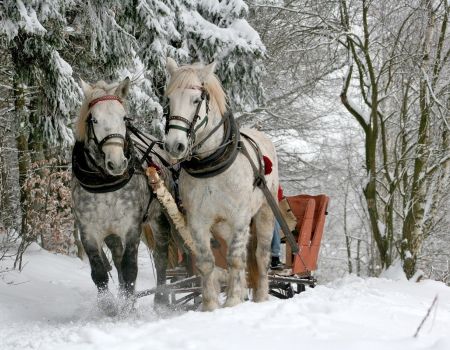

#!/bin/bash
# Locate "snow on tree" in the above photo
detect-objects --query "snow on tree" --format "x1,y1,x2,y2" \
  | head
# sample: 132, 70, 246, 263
179, 0, 265, 110
1, 0, 79, 148
63, 0, 265, 134
128, 0, 266, 131
248, 0, 450, 279
0, 0, 266, 251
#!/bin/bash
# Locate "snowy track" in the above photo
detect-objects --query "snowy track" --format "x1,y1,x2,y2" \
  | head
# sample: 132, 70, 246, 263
1, 244, 449, 350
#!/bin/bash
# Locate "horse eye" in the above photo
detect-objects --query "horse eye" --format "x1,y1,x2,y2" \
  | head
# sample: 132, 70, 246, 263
193, 98, 201, 104
92, 118, 98, 124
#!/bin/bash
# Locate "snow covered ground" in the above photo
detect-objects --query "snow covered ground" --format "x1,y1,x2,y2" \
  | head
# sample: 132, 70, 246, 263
1, 244, 449, 350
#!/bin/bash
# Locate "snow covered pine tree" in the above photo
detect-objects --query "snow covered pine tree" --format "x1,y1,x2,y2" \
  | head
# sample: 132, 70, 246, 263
0, 0, 265, 254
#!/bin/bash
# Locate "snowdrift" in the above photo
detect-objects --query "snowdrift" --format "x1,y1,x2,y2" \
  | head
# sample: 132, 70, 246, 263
1, 244, 449, 350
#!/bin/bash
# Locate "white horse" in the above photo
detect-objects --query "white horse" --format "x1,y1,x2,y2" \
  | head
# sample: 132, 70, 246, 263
164, 58, 278, 310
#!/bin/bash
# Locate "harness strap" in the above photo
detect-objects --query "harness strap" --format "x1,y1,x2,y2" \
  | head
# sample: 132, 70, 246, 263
165, 87, 209, 138
98, 133, 125, 149
87, 115, 126, 151
240, 132, 264, 187
126, 121, 179, 179
142, 190, 153, 222
167, 116, 192, 133
181, 111, 239, 178
239, 135, 299, 255
194, 114, 209, 133
188, 88, 208, 137
192, 113, 225, 152
139, 140, 157, 166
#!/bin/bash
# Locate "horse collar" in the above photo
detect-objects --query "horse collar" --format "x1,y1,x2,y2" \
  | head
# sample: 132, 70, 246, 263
181, 111, 240, 178
72, 137, 137, 193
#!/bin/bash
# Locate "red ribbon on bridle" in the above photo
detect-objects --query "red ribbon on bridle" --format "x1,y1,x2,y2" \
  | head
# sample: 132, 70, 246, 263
88, 95, 123, 109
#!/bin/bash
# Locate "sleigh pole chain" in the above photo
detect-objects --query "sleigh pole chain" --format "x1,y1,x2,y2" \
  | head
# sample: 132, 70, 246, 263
136, 275, 201, 298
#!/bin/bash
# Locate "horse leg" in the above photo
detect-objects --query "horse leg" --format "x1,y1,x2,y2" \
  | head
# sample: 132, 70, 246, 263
253, 204, 274, 302
149, 209, 171, 306
224, 224, 250, 308
121, 228, 140, 298
104, 234, 124, 286
81, 232, 117, 315
192, 223, 219, 311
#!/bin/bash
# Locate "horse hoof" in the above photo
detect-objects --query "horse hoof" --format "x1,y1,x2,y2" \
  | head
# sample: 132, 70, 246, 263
153, 301, 172, 316
117, 293, 137, 316
97, 291, 118, 317
223, 297, 242, 308
202, 300, 219, 311
154, 292, 170, 306
253, 292, 269, 303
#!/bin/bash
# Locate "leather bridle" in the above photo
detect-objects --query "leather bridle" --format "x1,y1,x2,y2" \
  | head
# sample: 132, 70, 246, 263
165, 86, 210, 140
86, 95, 128, 153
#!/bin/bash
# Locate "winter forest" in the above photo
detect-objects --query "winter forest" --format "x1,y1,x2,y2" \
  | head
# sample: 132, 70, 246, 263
0, 0, 450, 348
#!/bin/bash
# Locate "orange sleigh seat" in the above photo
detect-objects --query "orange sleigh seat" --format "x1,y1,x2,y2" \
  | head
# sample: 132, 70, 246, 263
285, 195, 329, 275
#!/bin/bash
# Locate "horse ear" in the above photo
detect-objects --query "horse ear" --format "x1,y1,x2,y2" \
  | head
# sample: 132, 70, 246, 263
115, 77, 131, 99
167, 57, 178, 75
79, 79, 92, 97
199, 61, 217, 81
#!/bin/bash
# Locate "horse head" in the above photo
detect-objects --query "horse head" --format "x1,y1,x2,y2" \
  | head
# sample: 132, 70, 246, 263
77, 78, 131, 176
164, 58, 226, 160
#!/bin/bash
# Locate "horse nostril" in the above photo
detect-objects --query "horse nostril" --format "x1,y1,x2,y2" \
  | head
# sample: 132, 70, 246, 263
122, 159, 128, 168
106, 161, 115, 171
176, 143, 185, 153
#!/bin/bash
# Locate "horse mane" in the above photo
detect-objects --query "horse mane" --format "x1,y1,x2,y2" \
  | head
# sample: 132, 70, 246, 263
75, 80, 122, 141
165, 63, 228, 116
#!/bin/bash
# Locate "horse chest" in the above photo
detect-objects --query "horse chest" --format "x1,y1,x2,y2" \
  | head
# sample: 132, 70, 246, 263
72, 179, 146, 236
180, 175, 254, 218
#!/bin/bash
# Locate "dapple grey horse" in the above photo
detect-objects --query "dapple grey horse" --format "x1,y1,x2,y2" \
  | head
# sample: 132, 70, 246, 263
72, 78, 172, 315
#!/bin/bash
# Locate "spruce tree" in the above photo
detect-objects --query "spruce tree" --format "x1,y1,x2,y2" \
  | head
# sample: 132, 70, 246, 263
120, 0, 266, 132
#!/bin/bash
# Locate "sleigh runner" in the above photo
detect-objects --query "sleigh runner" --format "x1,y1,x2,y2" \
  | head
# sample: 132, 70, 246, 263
138, 166, 329, 307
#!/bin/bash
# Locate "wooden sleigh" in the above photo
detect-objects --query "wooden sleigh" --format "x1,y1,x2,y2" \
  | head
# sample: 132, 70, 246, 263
268, 194, 329, 298
138, 167, 330, 308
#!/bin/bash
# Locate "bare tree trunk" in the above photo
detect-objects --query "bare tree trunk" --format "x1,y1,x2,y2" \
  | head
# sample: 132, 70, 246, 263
356, 239, 361, 276
13, 78, 30, 238
343, 181, 353, 273
401, 2, 439, 278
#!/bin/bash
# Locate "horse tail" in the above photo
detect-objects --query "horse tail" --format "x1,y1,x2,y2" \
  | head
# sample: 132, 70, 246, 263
247, 220, 259, 291
142, 223, 156, 250
141, 223, 179, 269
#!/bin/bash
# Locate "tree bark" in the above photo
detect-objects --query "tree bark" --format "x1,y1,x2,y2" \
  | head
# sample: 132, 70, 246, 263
401, 2, 436, 278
